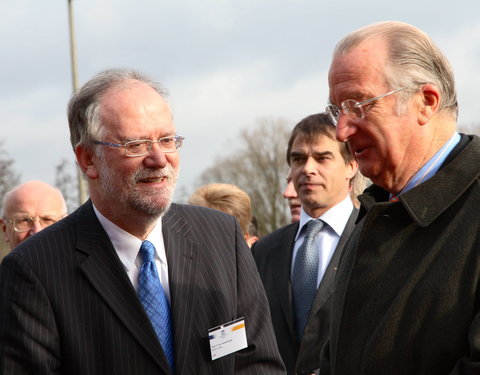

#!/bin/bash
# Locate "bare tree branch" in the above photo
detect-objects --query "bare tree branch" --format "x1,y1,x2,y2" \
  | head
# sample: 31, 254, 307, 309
55, 158, 80, 213
195, 116, 292, 237
0, 140, 21, 211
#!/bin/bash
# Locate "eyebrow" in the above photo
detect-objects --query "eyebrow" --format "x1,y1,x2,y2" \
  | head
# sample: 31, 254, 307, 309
290, 150, 334, 158
10, 211, 31, 217
10, 213, 58, 218
336, 89, 376, 104
120, 135, 176, 142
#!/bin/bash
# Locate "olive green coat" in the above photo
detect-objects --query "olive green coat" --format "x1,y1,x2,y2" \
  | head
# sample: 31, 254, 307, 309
323, 135, 480, 374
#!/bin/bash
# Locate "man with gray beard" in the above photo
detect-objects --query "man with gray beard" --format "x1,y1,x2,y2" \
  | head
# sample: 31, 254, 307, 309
0, 69, 285, 375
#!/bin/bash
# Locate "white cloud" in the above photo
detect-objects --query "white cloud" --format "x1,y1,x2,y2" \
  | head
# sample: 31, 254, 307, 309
169, 59, 328, 192
1, 0, 480, 196
435, 23, 480, 126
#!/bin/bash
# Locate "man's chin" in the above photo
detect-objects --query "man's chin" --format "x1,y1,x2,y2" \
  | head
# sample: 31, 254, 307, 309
130, 194, 173, 217
148, 201, 172, 217
358, 162, 378, 180
290, 207, 301, 217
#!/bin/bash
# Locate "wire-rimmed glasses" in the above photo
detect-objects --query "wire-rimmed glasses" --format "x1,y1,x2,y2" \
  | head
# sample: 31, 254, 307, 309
94, 135, 185, 157
326, 85, 420, 126
7, 217, 58, 232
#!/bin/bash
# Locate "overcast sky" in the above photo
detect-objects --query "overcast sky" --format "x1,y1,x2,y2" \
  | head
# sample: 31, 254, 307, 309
1, 0, 480, 201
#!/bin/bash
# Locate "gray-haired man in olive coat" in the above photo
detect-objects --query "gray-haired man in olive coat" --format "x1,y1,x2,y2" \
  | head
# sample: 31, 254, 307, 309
321, 21, 480, 375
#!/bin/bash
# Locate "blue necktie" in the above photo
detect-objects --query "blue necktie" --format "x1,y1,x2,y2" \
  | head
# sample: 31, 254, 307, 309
291, 219, 324, 342
138, 240, 175, 371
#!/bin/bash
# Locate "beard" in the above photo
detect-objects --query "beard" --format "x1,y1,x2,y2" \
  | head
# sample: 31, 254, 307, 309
98, 158, 178, 218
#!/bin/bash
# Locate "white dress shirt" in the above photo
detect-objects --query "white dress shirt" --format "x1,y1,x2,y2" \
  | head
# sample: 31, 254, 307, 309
93, 204, 171, 302
291, 195, 353, 287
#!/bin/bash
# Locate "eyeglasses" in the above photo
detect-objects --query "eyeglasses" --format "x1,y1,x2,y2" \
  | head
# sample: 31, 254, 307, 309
94, 135, 185, 157
326, 85, 420, 126
6, 217, 59, 233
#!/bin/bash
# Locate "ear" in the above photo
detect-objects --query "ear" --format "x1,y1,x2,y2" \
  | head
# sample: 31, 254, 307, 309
75, 144, 99, 180
417, 83, 440, 125
246, 235, 259, 248
0, 219, 9, 244
345, 158, 358, 181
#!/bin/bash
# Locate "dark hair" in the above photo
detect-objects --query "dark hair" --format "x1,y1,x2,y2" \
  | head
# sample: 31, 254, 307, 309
248, 216, 258, 237
286, 113, 353, 165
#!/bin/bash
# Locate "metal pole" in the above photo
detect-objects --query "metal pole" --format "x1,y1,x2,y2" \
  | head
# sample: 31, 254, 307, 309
67, 0, 87, 205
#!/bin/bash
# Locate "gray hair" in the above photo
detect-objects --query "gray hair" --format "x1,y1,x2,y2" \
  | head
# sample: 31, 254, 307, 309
67, 69, 169, 150
333, 21, 458, 120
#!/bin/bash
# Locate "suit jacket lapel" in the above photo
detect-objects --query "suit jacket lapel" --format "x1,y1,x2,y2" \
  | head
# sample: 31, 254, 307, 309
162, 205, 199, 373
309, 208, 359, 316
273, 224, 298, 341
76, 201, 171, 374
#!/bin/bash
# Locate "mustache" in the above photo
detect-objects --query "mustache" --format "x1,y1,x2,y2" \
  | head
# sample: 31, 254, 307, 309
134, 164, 177, 181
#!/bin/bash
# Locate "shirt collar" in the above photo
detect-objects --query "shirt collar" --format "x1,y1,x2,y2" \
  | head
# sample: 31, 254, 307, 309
295, 195, 353, 240
92, 204, 165, 271
395, 132, 461, 197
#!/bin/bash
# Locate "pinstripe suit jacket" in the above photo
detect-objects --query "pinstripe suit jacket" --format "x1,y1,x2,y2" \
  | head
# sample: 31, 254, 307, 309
0, 200, 285, 375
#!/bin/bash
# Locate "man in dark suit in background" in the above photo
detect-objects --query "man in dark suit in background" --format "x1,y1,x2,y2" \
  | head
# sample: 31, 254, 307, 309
0, 69, 285, 375
252, 113, 358, 375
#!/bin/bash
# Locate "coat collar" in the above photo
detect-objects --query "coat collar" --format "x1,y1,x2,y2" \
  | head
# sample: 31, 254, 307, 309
358, 135, 480, 227
274, 224, 299, 340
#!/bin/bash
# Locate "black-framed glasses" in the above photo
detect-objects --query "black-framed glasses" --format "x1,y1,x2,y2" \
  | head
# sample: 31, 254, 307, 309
6, 217, 58, 233
326, 84, 422, 126
94, 135, 185, 157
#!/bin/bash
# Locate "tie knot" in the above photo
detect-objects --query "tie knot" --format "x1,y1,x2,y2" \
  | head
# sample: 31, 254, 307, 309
140, 240, 156, 263
304, 219, 324, 239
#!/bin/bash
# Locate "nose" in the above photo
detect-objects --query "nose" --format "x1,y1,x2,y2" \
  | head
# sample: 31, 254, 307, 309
283, 180, 297, 199
27, 220, 43, 236
303, 156, 317, 175
335, 114, 357, 142
143, 143, 169, 169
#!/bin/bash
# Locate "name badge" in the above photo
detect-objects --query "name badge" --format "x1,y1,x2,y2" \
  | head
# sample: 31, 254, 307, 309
208, 317, 248, 360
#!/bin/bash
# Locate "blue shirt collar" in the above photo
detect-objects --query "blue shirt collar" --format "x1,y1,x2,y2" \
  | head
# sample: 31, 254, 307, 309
394, 132, 460, 197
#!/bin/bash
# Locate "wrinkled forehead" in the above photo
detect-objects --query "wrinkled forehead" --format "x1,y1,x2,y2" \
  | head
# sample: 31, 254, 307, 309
328, 40, 390, 101
100, 82, 175, 137
292, 129, 337, 147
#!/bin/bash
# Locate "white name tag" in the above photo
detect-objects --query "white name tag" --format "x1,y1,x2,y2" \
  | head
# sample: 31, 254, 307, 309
208, 317, 248, 360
